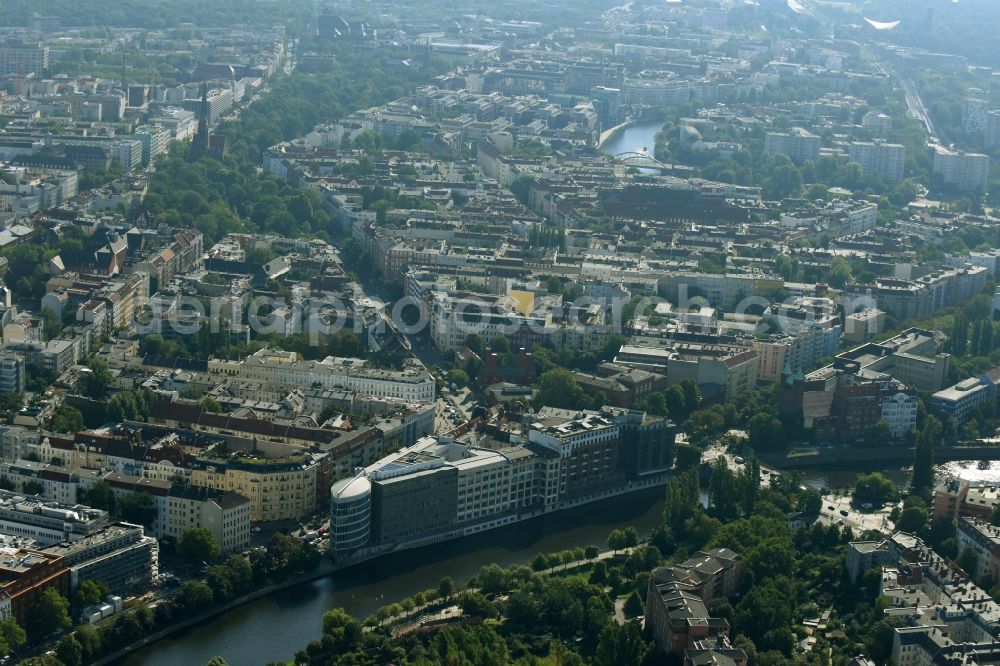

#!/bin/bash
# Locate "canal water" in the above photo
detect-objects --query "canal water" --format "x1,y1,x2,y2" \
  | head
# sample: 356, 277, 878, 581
121, 490, 666, 666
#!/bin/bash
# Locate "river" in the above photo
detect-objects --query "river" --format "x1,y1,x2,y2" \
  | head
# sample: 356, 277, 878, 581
598, 119, 663, 156
121, 490, 666, 666
118, 454, 975, 665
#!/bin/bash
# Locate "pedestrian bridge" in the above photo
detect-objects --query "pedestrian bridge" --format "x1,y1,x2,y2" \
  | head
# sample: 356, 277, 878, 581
614, 151, 669, 170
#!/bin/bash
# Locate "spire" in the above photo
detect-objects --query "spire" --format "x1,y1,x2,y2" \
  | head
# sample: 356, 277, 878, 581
188, 83, 210, 161
200, 82, 208, 124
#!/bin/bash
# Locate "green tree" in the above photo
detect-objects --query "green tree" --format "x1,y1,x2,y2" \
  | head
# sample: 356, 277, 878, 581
446, 369, 469, 387
321, 608, 361, 652
663, 469, 701, 532
734, 581, 794, 652
678, 379, 702, 414
489, 336, 511, 355
827, 257, 853, 288
49, 405, 85, 434
738, 458, 761, 517
797, 487, 822, 516
475, 563, 509, 595
535, 368, 587, 409
118, 492, 157, 527
744, 540, 796, 584
199, 397, 223, 413
674, 442, 702, 471
438, 576, 455, 601
0, 618, 25, 656
607, 529, 627, 553
80, 358, 113, 399
179, 528, 221, 566
463, 334, 484, 355
594, 621, 648, 666
709, 458, 739, 521
531, 552, 550, 571
81, 481, 116, 513
205, 565, 236, 602
181, 580, 214, 609
41, 308, 62, 341
0, 391, 23, 416
55, 635, 84, 666
623, 589, 644, 618
457, 591, 498, 619
26, 588, 71, 640
912, 416, 941, 494
72, 579, 109, 609
73, 624, 101, 659
747, 413, 786, 452
853, 472, 897, 505
896, 505, 929, 533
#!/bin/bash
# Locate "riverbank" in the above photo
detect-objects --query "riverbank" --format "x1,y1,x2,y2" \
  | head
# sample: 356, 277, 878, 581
597, 120, 634, 149
97, 560, 340, 665
114, 485, 666, 665
376, 544, 638, 637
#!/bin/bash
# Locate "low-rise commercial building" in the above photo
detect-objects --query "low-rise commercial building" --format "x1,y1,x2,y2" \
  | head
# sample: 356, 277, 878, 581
0, 549, 69, 626
615, 339, 759, 401
0, 491, 107, 546
930, 369, 1000, 424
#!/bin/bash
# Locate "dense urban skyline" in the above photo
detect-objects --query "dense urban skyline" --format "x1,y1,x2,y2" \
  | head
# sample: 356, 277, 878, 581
0, 1, 996, 665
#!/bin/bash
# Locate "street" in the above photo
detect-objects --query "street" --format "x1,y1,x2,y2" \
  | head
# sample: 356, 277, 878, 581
816, 491, 894, 536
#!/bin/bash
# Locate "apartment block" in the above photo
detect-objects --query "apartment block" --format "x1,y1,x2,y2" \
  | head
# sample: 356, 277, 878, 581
645, 550, 744, 660
0, 40, 48, 76
956, 517, 1000, 583
207, 349, 435, 403
848, 141, 905, 182
764, 127, 820, 164
190, 454, 321, 523
160, 486, 251, 554
932, 146, 989, 192
0, 353, 24, 396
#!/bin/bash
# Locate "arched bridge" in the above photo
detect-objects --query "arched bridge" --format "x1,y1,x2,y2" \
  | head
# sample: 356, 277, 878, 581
614, 151, 669, 170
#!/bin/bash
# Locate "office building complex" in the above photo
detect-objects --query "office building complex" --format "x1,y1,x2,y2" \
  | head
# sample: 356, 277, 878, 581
328, 408, 674, 559
42, 522, 157, 596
